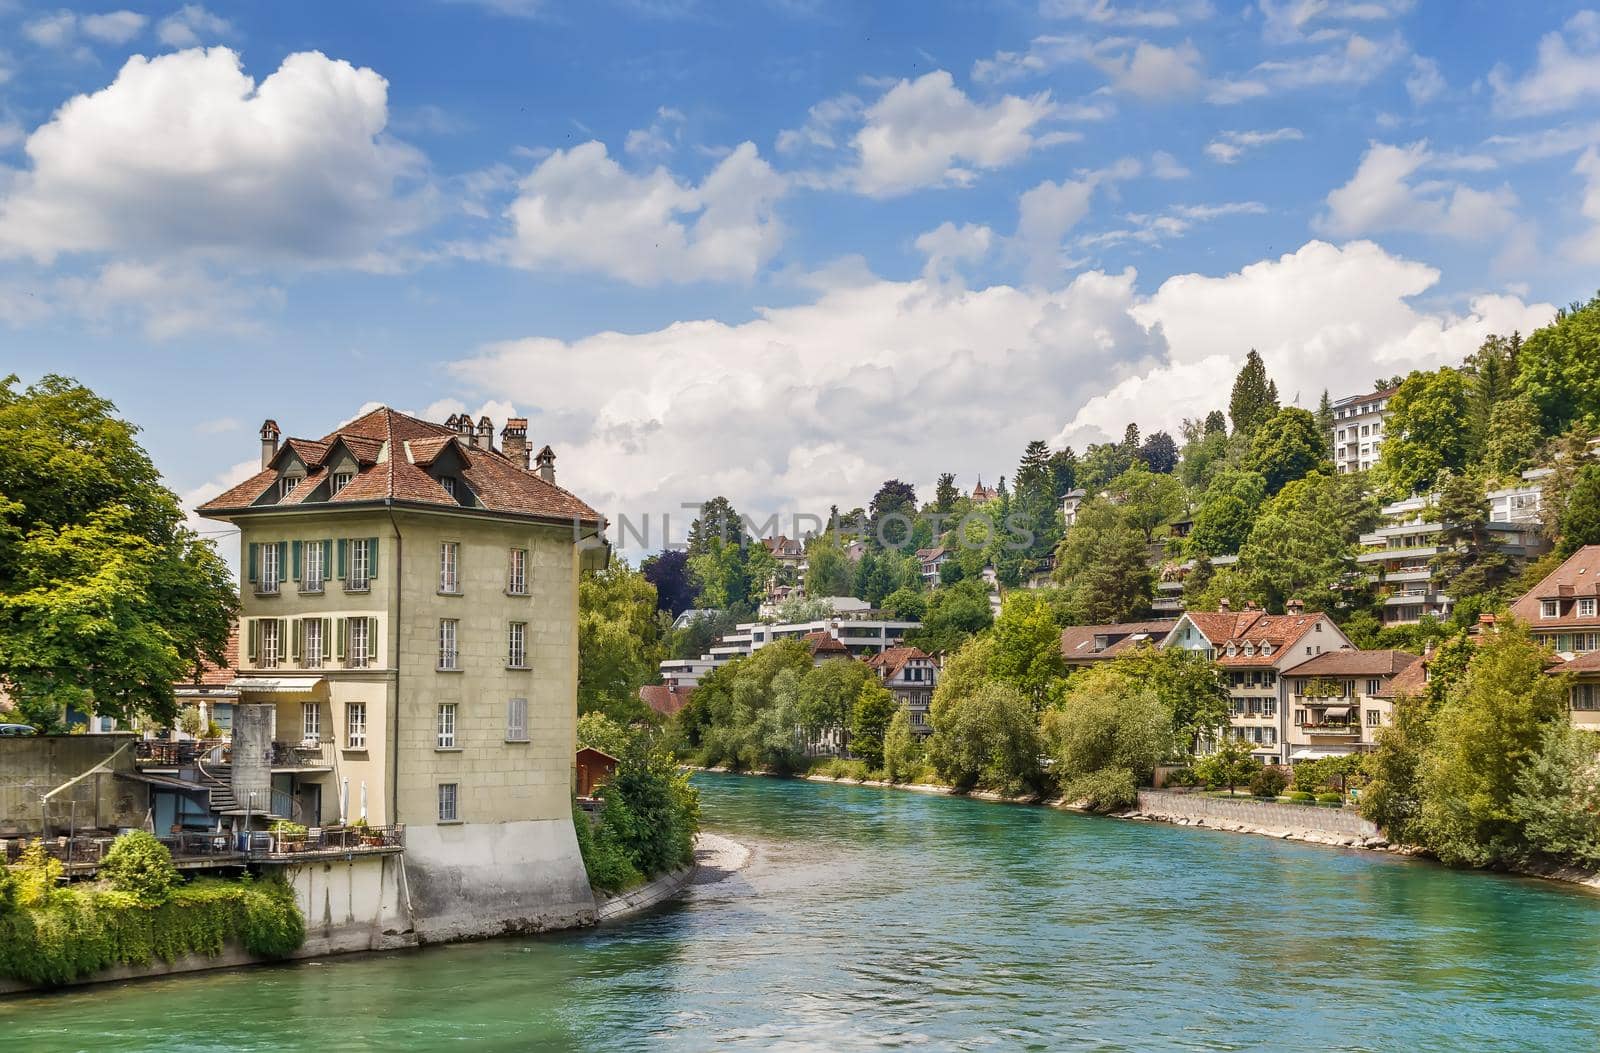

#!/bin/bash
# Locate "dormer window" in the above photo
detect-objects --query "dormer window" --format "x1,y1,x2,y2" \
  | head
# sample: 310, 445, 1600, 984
1542, 600, 1559, 619
1262, 642, 1273, 656
280, 476, 300, 499
333, 471, 354, 495
441, 477, 456, 499
1242, 642, 1255, 656
1225, 643, 1237, 657
1581, 599, 1597, 619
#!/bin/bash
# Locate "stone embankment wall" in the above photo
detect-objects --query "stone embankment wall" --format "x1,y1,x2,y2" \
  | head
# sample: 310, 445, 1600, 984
1134, 790, 1380, 842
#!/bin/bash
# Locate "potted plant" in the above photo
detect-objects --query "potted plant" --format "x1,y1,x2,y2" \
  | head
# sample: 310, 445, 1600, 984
270, 819, 308, 853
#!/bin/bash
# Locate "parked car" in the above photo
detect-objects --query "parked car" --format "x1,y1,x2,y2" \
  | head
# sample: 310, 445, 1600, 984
0, 723, 37, 736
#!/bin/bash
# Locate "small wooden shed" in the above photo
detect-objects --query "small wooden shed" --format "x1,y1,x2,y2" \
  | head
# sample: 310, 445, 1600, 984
575, 746, 619, 798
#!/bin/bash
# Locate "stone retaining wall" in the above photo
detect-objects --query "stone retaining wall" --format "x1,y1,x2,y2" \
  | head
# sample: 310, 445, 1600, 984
1136, 790, 1379, 840
594, 863, 694, 922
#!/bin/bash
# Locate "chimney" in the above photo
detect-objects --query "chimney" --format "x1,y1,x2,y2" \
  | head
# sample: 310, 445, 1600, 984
1218, 597, 1231, 612
1286, 597, 1305, 615
443, 412, 460, 429
501, 417, 529, 468
455, 415, 474, 443
534, 444, 556, 484
259, 419, 280, 470
476, 415, 493, 451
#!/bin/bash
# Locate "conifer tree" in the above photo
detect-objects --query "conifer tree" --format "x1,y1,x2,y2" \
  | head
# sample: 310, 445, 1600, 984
1228, 350, 1279, 437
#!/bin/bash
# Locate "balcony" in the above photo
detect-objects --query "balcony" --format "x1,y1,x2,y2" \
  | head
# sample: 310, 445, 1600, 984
1303, 723, 1362, 737
270, 739, 336, 771
134, 739, 225, 768
248, 823, 405, 860
1357, 545, 1441, 564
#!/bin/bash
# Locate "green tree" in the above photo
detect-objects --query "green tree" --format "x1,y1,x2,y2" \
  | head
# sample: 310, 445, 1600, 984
1316, 389, 1336, 446
1193, 737, 1259, 794
1510, 723, 1600, 867
1557, 463, 1600, 558
849, 679, 899, 770
1106, 463, 1185, 543
1228, 350, 1279, 437
1042, 665, 1174, 787
1377, 368, 1474, 497
1052, 500, 1153, 623
579, 561, 666, 721
641, 549, 698, 616
934, 472, 960, 514
1109, 645, 1230, 752
797, 658, 874, 752
1359, 695, 1433, 844
1246, 406, 1331, 495
907, 579, 994, 654
599, 732, 701, 876
577, 711, 634, 756
1482, 392, 1542, 480
1076, 440, 1135, 492
1187, 469, 1267, 558
804, 535, 855, 599
926, 680, 1042, 795
1514, 293, 1600, 437
883, 706, 924, 783
1429, 469, 1513, 605
1418, 622, 1570, 867
686, 496, 748, 555
0, 375, 237, 729
100, 831, 179, 905
1215, 472, 1370, 613
881, 586, 927, 621
869, 479, 918, 550
989, 591, 1067, 706
1138, 431, 1179, 474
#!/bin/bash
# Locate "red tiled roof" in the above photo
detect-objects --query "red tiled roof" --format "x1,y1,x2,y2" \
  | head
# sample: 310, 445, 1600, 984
1558, 651, 1600, 675
283, 438, 328, 465
1060, 620, 1177, 662
1386, 655, 1428, 698
198, 407, 600, 523
639, 684, 694, 717
866, 645, 933, 679
802, 630, 851, 657
1282, 649, 1420, 678
1511, 546, 1600, 629
180, 624, 239, 687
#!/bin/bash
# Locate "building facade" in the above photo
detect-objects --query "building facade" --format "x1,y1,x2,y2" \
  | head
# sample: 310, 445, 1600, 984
199, 408, 607, 939
866, 647, 940, 736
1510, 544, 1600, 659
1330, 387, 1395, 475
1280, 650, 1419, 761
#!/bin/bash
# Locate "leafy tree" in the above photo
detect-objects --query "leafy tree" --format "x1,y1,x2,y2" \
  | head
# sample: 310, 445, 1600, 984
869, 479, 918, 549
1193, 737, 1259, 794
686, 496, 748, 555
1514, 293, 1600, 437
1207, 472, 1371, 613
849, 680, 899, 770
577, 711, 634, 756
1510, 723, 1600, 867
797, 658, 874, 751
1177, 418, 1234, 492
1137, 431, 1179, 474
1204, 410, 1227, 435
599, 732, 701, 876
804, 534, 855, 598
934, 472, 960, 514
907, 579, 994, 654
1109, 645, 1230, 752
1359, 695, 1433, 843
1042, 665, 1174, 787
1429, 469, 1513, 604
1076, 440, 1135, 492
926, 679, 1042, 795
1106, 463, 1185, 543
1377, 368, 1474, 497
1418, 622, 1570, 867
1481, 392, 1542, 480
881, 586, 927, 621
0, 374, 237, 729
101, 831, 179, 905
1228, 350, 1279, 437
1187, 469, 1267, 558
989, 591, 1067, 707
1052, 499, 1152, 623
1049, 447, 1078, 497
641, 550, 698, 617
1557, 463, 1600, 558
664, 608, 738, 661
579, 561, 666, 721
883, 706, 924, 783
1246, 406, 1331, 495
674, 639, 812, 761
1316, 390, 1335, 445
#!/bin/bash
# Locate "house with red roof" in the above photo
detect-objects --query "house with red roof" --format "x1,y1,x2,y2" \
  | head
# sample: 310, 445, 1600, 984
865, 646, 940, 736
1510, 545, 1600, 659
1280, 650, 1420, 761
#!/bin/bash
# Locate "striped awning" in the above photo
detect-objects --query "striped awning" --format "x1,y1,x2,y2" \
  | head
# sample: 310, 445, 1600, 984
230, 676, 324, 695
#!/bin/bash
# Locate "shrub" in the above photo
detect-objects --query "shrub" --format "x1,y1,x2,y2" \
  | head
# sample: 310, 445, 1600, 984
1249, 767, 1288, 799
100, 832, 179, 906
1063, 768, 1139, 813
13, 841, 63, 908
1163, 767, 1197, 788
572, 801, 642, 894
1316, 792, 1345, 805
1287, 791, 1316, 803
0, 865, 15, 916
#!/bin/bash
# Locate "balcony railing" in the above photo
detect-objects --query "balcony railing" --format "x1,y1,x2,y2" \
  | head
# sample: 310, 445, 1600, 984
134, 739, 226, 767
249, 824, 405, 858
270, 739, 335, 769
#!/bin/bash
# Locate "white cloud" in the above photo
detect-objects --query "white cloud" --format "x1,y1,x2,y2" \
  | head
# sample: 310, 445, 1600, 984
439, 240, 1547, 547
1075, 200, 1266, 251
624, 106, 686, 158
775, 92, 863, 154
157, 5, 234, 48
975, 34, 1203, 101
1315, 141, 1519, 241
851, 71, 1059, 196
1250, 31, 1407, 89
1566, 147, 1600, 264
501, 140, 786, 284
0, 48, 427, 267
1040, 0, 1213, 27
1104, 40, 1205, 99
1149, 150, 1190, 179
1257, 0, 1414, 45
1204, 127, 1303, 163
915, 221, 994, 281
1490, 10, 1600, 116
1057, 239, 1551, 448
1405, 54, 1444, 105
24, 10, 146, 48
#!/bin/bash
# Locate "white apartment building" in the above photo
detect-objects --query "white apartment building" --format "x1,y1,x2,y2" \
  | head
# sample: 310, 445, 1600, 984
1330, 387, 1396, 475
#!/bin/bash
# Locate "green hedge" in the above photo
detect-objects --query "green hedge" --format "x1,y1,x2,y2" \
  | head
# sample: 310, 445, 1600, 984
0, 875, 304, 987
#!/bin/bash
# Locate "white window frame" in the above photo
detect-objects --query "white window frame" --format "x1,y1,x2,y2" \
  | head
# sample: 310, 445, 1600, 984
440, 476, 456, 499
258, 544, 280, 595
440, 541, 460, 594
508, 548, 527, 595
438, 782, 459, 823
302, 701, 321, 743
349, 539, 371, 591
259, 619, 280, 669
506, 698, 528, 742
508, 622, 527, 668
303, 618, 324, 669
332, 471, 354, 495
439, 619, 459, 671
349, 618, 371, 668
347, 702, 367, 749
1366, 678, 1381, 696
1542, 599, 1560, 619
1366, 708, 1381, 727
1581, 598, 1597, 619
280, 476, 300, 499
304, 541, 325, 592
437, 703, 457, 749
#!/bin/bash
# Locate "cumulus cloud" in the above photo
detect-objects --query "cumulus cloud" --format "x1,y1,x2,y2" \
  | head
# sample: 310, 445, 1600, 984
1566, 147, 1600, 264
1490, 10, 1600, 116
624, 106, 686, 158
1209, 31, 1407, 102
1405, 55, 1444, 105
0, 48, 427, 266
0, 259, 283, 340
501, 140, 786, 284
1315, 141, 1519, 241
1149, 150, 1190, 179
157, 5, 234, 48
1056, 239, 1552, 447
1040, 0, 1214, 27
1204, 127, 1303, 164
975, 34, 1203, 101
440, 240, 1548, 549
1257, 0, 1414, 45
24, 10, 146, 49
915, 221, 994, 281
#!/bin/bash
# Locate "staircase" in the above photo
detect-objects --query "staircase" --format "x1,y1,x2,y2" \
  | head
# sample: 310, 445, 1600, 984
196, 760, 241, 814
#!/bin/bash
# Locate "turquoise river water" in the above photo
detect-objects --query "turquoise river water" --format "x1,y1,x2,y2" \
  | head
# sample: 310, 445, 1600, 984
3, 772, 1600, 1051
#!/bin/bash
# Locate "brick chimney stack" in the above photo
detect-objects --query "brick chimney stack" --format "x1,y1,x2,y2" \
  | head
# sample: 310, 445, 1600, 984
1219, 597, 1231, 612
501, 418, 529, 469
455, 414, 474, 444
1286, 597, 1305, 615
534, 444, 556, 484
475, 416, 493, 450
259, 419, 280, 470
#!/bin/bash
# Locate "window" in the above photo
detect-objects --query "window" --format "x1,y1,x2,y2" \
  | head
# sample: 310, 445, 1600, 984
440, 542, 460, 593
439, 619, 459, 670
440, 476, 456, 499
1265, 728, 1276, 744
303, 540, 325, 592
304, 618, 324, 669
1366, 679, 1381, 696
508, 548, 527, 595
1366, 708, 1381, 727
302, 702, 321, 743
258, 543, 280, 595
438, 783, 459, 822
259, 619, 280, 669
1542, 600, 1560, 619
1262, 700, 1276, 717
508, 622, 527, 668
332, 471, 354, 495
1581, 599, 1597, 619
280, 476, 300, 499
506, 698, 528, 742
437, 703, 457, 749
349, 538, 372, 590
349, 618, 371, 668
1294, 708, 1307, 726
346, 703, 366, 749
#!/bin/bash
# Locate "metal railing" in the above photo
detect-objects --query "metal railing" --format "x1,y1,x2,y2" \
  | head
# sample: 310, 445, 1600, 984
269, 739, 335, 768
134, 739, 226, 767
251, 823, 405, 857
3, 831, 241, 867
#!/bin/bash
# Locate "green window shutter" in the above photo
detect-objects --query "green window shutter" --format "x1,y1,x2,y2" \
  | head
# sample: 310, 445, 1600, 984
291, 618, 302, 662
334, 617, 347, 662
277, 542, 289, 584
322, 618, 332, 661
246, 619, 259, 663
247, 543, 259, 584
369, 617, 380, 664
367, 537, 379, 580
291, 541, 302, 581
337, 539, 348, 582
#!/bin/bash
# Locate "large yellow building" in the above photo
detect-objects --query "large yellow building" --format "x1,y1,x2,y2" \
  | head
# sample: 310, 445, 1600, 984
199, 408, 607, 937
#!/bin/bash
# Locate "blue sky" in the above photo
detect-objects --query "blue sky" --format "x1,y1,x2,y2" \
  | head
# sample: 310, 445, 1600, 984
1, 0, 1598, 557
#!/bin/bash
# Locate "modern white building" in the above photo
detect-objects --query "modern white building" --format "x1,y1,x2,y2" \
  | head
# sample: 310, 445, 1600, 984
1330, 387, 1396, 475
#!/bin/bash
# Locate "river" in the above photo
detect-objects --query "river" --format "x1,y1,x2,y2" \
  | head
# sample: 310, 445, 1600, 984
4, 772, 1599, 1051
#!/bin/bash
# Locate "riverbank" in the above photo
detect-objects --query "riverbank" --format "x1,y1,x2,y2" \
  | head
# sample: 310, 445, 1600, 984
594, 832, 750, 922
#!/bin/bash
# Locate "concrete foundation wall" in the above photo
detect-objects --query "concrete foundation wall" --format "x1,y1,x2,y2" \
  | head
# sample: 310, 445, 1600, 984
1137, 790, 1379, 840
270, 852, 416, 954
0, 734, 143, 836
403, 818, 595, 940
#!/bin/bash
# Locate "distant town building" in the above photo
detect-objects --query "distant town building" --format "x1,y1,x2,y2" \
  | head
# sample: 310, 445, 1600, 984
866, 647, 940, 736
1059, 620, 1178, 670
916, 546, 953, 587
1280, 650, 1420, 761
1511, 545, 1600, 659
1330, 386, 1396, 474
